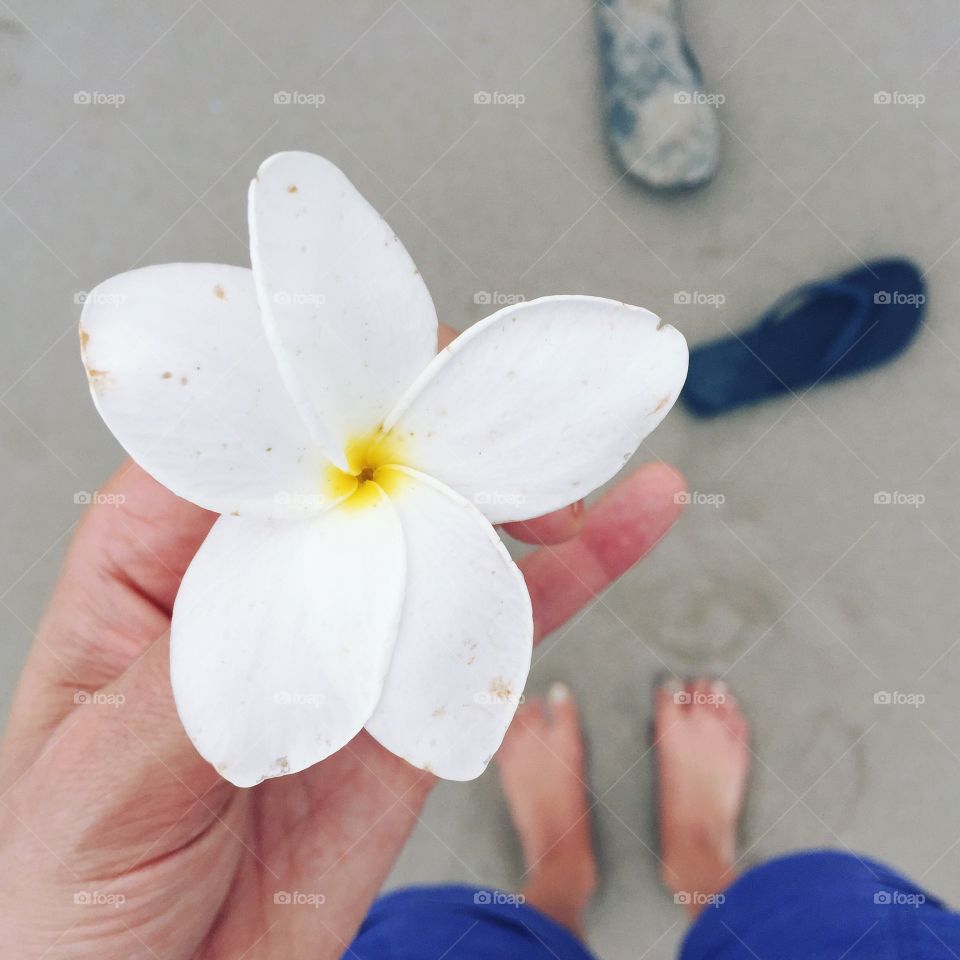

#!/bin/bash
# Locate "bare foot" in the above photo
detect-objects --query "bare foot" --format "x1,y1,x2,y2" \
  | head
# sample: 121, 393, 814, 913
497, 683, 597, 936
655, 678, 750, 919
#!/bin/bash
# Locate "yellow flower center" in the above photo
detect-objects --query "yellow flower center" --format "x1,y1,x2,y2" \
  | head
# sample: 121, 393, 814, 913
324, 427, 407, 510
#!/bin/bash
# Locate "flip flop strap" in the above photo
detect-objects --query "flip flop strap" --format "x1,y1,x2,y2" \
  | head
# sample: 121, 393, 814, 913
758, 280, 873, 376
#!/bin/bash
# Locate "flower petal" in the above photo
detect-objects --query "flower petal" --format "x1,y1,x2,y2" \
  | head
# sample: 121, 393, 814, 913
366, 467, 532, 780
170, 489, 405, 787
248, 152, 438, 465
80, 263, 336, 518
383, 296, 688, 523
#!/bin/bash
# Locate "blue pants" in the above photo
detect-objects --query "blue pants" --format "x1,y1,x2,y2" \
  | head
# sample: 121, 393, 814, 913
349, 852, 960, 959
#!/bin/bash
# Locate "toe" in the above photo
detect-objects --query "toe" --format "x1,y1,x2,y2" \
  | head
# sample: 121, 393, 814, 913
710, 682, 747, 738
517, 695, 546, 730
728, 708, 750, 745
501, 696, 545, 752
548, 681, 577, 723
547, 682, 586, 763
711, 680, 734, 716
692, 677, 713, 707
654, 678, 686, 745
655, 678, 684, 717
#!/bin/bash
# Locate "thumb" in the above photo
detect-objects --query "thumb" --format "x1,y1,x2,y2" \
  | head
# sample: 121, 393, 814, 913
91, 631, 233, 825
0, 632, 244, 960
4, 632, 235, 871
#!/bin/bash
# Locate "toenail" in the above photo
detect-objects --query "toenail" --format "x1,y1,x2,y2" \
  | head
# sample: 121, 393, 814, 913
548, 681, 571, 705
710, 680, 731, 702
663, 678, 683, 696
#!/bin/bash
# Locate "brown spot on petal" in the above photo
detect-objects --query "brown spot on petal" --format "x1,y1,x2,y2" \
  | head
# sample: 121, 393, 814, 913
213, 284, 225, 299
161, 371, 173, 380
287, 184, 298, 193
489, 676, 513, 701
275, 756, 290, 774
180, 376, 189, 385
86, 369, 111, 394
79, 329, 89, 351
653, 394, 671, 413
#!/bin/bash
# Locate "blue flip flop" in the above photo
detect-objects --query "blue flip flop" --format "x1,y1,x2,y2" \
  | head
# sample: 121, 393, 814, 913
681, 259, 927, 417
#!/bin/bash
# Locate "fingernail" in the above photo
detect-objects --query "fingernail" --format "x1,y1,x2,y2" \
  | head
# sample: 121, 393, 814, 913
711, 680, 729, 696
548, 681, 571, 705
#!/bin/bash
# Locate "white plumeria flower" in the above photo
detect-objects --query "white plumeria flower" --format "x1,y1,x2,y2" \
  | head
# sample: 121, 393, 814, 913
79, 151, 688, 787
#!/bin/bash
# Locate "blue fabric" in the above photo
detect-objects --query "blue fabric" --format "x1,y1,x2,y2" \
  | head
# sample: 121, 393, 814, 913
680, 850, 960, 959
682, 258, 926, 416
349, 853, 960, 959
348, 884, 598, 960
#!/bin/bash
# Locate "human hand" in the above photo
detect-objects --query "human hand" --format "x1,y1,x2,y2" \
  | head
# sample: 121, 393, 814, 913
0, 327, 686, 959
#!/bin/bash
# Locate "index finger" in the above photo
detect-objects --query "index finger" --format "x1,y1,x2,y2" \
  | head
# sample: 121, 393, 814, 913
520, 462, 686, 642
